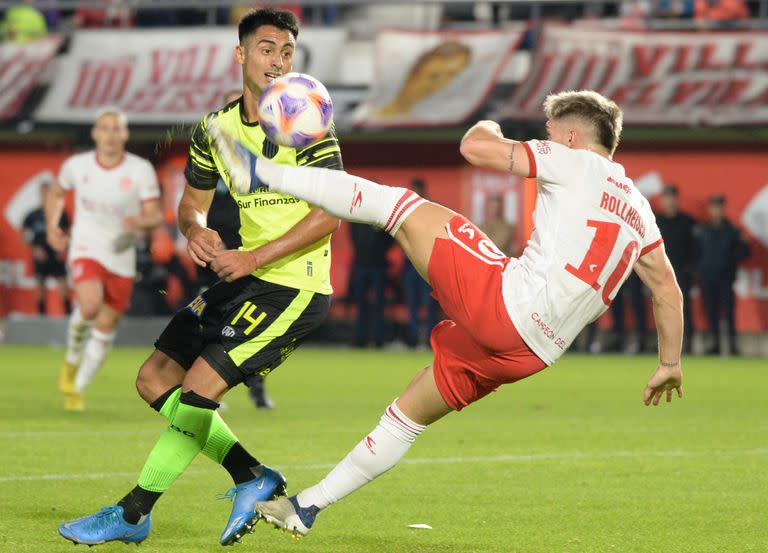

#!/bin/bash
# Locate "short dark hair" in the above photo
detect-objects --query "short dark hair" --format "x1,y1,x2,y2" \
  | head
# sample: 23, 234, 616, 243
709, 194, 725, 206
662, 184, 679, 197
238, 8, 299, 43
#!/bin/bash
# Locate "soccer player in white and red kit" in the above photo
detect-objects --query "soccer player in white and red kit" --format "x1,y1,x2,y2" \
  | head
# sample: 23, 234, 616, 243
251, 90, 685, 537
46, 108, 162, 410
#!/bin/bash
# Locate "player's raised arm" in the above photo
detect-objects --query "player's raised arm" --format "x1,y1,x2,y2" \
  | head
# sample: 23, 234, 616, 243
633, 243, 684, 406
459, 120, 531, 178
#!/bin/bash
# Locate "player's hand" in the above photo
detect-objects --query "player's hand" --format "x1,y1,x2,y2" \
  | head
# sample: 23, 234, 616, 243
122, 216, 140, 234
113, 232, 136, 253
186, 224, 223, 267
643, 362, 683, 406
210, 249, 259, 282
46, 226, 68, 253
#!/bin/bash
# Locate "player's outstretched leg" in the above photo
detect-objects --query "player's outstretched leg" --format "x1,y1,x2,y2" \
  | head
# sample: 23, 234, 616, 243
255, 157, 426, 237
255, 157, 457, 281
255, 365, 451, 538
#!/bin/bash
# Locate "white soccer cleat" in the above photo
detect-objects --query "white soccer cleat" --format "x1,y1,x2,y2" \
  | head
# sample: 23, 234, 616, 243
255, 495, 319, 539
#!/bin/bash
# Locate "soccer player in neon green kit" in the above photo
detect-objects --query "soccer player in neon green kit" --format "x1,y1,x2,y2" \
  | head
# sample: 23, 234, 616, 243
58, 8, 343, 547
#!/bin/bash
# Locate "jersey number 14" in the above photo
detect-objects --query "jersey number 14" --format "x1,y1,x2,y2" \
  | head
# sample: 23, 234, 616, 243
565, 220, 639, 306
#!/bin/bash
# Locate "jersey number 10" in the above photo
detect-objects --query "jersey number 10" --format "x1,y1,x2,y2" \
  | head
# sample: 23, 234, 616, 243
565, 220, 639, 306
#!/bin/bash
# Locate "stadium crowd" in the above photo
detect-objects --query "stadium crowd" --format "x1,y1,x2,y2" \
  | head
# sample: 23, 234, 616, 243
0, 0, 760, 44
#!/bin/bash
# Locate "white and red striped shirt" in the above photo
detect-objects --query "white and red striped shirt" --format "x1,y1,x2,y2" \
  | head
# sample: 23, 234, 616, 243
59, 151, 160, 278
502, 140, 662, 365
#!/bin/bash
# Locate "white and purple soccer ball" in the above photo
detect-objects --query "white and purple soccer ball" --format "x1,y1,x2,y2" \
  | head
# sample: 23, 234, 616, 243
257, 73, 333, 150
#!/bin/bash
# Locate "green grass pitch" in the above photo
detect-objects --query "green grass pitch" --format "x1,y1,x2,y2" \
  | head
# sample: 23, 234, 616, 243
0, 345, 765, 553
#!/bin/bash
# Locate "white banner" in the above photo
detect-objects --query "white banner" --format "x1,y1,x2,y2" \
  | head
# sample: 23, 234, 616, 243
35, 28, 346, 124
496, 24, 768, 125
0, 36, 62, 121
355, 27, 525, 127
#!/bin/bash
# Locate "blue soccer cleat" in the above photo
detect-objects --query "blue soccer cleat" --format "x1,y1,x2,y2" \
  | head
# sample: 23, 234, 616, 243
254, 495, 320, 539
58, 505, 151, 545
218, 465, 287, 545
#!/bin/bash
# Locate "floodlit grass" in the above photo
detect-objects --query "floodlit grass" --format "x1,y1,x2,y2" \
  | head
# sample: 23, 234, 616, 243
0, 345, 765, 553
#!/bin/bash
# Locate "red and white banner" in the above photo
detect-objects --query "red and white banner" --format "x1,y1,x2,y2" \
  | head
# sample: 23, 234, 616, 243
35, 28, 346, 124
0, 36, 62, 121
496, 24, 768, 125
355, 27, 525, 127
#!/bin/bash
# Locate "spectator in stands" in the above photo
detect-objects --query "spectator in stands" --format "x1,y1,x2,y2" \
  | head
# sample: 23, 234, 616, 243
696, 195, 750, 355
695, 0, 749, 25
655, 184, 697, 353
302, 5, 340, 25
22, 182, 71, 315
134, 8, 229, 27
654, 0, 696, 18
350, 220, 394, 348
401, 179, 438, 348
76, 0, 132, 28
0, 1, 47, 42
479, 194, 514, 255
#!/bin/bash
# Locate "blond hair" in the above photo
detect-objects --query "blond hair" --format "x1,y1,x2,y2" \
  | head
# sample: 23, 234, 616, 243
543, 90, 623, 155
94, 106, 128, 126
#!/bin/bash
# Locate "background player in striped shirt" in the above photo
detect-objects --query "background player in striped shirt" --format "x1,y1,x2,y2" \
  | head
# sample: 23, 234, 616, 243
59, 8, 343, 547
251, 90, 684, 538
46, 108, 162, 411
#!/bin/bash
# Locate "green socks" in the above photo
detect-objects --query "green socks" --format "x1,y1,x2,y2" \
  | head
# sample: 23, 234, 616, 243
138, 391, 217, 492
151, 386, 238, 465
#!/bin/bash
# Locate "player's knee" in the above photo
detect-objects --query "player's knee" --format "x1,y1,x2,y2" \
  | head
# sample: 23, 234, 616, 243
135, 360, 160, 403
136, 352, 185, 404
78, 300, 101, 320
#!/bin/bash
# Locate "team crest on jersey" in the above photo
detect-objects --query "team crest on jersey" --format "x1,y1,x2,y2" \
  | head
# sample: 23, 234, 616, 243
535, 140, 551, 155
186, 295, 207, 318
119, 176, 133, 191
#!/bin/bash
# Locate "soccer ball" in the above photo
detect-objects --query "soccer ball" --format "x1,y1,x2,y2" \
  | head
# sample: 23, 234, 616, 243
257, 73, 333, 149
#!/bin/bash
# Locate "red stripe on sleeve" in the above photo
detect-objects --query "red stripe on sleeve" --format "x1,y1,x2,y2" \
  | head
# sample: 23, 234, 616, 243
640, 238, 663, 257
521, 142, 537, 178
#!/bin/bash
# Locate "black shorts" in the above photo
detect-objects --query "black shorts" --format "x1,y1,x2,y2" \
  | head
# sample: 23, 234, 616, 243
155, 276, 329, 387
34, 259, 67, 278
